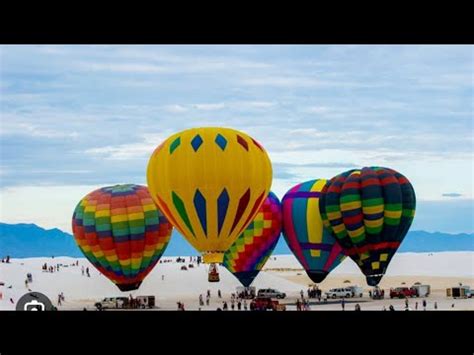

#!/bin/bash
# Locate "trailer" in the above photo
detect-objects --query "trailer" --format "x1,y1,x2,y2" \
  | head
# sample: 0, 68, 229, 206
347, 285, 364, 298
446, 286, 470, 299
411, 284, 431, 297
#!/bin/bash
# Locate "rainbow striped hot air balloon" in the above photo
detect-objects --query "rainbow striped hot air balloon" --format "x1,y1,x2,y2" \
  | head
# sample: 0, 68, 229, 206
223, 191, 282, 287
282, 179, 345, 283
72, 184, 173, 291
319, 167, 416, 286
146, 127, 273, 265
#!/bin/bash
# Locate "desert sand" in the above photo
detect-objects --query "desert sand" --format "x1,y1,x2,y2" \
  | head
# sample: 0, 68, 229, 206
1, 252, 473, 311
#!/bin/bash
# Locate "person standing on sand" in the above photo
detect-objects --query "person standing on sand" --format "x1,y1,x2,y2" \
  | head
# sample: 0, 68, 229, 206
81, 266, 84, 276
243, 299, 248, 310
199, 294, 204, 306
206, 294, 210, 306
355, 304, 361, 311
300, 290, 304, 299
434, 302, 438, 310
415, 301, 418, 310
389, 305, 395, 311
162, 275, 164, 281
86, 267, 90, 277
305, 300, 311, 311
207, 289, 211, 298
237, 301, 242, 310
341, 298, 345, 311
422, 299, 427, 311
58, 294, 62, 306
218, 290, 222, 298
223, 301, 228, 311
405, 297, 409, 309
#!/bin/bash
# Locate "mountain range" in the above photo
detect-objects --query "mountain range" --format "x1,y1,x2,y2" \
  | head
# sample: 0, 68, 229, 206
0, 222, 472, 258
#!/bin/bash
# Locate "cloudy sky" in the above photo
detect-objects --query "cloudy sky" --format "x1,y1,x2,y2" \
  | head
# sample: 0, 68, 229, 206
0, 45, 472, 233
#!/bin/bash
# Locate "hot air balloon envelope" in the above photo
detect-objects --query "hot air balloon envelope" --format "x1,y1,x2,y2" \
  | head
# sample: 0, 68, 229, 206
319, 167, 416, 286
223, 191, 282, 287
72, 184, 173, 291
146, 127, 273, 264
282, 179, 345, 283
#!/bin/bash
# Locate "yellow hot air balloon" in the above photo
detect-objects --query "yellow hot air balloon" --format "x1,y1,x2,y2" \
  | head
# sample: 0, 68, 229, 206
147, 127, 272, 265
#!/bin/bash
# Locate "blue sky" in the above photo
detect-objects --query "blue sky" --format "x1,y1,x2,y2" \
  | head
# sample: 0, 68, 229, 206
0, 45, 472, 233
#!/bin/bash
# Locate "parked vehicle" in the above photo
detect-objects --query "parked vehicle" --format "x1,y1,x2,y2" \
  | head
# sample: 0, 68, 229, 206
390, 287, 417, 299
250, 297, 284, 311
257, 288, 286, 299
446, 286, 471, 299
95, 297, 128, 310
325, 288, 352, 299
135, 295, 156, 309
411, 284, 431, 297
347, 286, 364, 298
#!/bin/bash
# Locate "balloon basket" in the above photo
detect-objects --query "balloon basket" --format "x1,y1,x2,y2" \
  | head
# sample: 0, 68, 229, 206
208, 263, 220, 282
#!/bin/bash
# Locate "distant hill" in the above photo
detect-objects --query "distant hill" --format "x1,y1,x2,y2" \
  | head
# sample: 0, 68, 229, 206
398, 230, 474, 252
0, 222, 473, 258
0, 223, 82, 258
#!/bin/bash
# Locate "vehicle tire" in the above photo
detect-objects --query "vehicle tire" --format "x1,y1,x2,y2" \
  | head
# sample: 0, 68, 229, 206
332, 294, 336, 299
346, 294, 351, 298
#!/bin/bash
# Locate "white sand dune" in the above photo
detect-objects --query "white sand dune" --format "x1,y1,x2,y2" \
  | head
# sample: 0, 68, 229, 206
264, 251, 474, 277
1, 252, 473, 311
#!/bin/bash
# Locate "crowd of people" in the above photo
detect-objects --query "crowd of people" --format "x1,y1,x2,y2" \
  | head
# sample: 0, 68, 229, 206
306, 286, 322, 299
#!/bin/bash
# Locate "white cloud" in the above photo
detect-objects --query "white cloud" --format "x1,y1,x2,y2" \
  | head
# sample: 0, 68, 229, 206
304, 106, 331, 114
0, 120, 79, 139
76, 62, 169, 73
163, 104, 188, 113
193, 103, 225, 111
0, 184, 117, 233
84, 133, 171, 160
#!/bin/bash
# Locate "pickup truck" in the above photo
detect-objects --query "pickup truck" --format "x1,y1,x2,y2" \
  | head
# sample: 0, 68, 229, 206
390, 287, 417, 299
325, 288, 353, 299
250, 297, 284, 311
95, 297, 128, 310
257, 288, 286, 299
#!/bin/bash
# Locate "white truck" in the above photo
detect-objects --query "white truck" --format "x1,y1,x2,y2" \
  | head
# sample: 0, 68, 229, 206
325, 288, 353, 299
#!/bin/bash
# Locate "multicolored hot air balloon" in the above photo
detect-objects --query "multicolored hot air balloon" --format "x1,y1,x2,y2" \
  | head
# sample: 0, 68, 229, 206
223, 191, 282, 287
146, 127, 273, 265
319, 167, 416, 286
282, 179, 345, 283
72, 184, 173, 291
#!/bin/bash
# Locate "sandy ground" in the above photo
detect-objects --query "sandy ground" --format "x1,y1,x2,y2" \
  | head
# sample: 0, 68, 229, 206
1, 252, 473, 311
